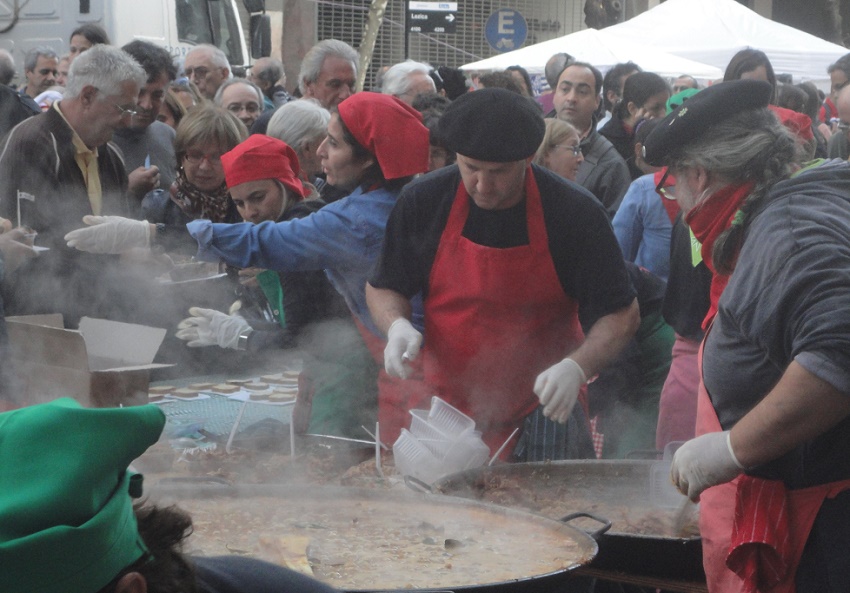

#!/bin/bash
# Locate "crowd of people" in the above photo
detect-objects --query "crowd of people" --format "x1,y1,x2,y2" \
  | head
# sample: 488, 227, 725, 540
1, 29, 850, 592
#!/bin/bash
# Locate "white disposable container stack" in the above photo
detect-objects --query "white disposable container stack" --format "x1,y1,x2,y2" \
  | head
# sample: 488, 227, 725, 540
393, 396, 491, 484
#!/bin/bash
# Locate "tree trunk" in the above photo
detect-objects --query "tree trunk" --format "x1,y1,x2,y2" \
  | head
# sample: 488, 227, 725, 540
357, 0, 389, 92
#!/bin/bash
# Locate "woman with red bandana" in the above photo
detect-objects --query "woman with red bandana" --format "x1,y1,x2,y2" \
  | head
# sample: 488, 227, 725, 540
174, 135, 377, 437
65, 93, 431, 443
643, 79, 850, 592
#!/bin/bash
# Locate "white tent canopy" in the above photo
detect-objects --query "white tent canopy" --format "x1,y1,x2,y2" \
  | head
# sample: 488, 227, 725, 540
604, 0, 848, 85
461, 27, 723, 79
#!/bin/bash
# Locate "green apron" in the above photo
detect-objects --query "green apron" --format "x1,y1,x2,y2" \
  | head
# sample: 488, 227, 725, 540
259, 270, 377, 437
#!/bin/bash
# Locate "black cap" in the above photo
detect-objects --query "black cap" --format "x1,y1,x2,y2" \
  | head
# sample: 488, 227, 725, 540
439, 88, 545, 162
642, 79, 773, 167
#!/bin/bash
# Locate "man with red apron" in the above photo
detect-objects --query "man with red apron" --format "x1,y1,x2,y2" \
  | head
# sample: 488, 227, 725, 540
367, 88, 639, 459
641, 80, 850, 592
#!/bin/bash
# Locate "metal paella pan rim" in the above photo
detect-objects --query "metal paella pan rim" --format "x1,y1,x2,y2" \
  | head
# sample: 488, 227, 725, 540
147, 483, 599, 593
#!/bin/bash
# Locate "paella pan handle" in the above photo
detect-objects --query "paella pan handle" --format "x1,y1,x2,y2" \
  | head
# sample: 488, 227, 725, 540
403, 475, 435, 493
559, 511, 612, 540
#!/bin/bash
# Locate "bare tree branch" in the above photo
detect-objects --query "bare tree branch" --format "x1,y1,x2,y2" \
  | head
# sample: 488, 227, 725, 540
0, 0, 33, 35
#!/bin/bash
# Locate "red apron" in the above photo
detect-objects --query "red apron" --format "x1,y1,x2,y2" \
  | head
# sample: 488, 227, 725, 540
696, 341, 850, 593
354, 317, 430, 446
421, 167, 585, 455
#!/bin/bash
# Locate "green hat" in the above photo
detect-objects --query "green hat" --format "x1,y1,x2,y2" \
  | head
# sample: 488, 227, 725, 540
0, 398, 166, 593
665, 87, 700, 114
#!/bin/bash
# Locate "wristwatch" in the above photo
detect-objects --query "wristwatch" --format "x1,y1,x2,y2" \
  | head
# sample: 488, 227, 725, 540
236, 328, 253, 351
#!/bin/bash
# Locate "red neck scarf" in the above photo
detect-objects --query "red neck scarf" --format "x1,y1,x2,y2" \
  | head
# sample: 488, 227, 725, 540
654, 168, 680, 224
684, 181, 754, 329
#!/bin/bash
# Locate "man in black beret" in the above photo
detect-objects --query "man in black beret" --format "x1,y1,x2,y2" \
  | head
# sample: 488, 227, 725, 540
366, 87, 639, 461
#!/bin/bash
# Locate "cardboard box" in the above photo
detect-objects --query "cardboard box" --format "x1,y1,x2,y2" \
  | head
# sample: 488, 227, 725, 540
6, 315, 173, 408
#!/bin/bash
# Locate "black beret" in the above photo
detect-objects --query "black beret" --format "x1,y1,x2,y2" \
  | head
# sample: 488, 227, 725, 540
439, 87, 545, 162
642, 79, 773, 167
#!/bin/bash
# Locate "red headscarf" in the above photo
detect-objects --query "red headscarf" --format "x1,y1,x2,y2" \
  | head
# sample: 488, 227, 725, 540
767, 105, 814, 144
337, 92, 429, 180
221, 134, 308, 200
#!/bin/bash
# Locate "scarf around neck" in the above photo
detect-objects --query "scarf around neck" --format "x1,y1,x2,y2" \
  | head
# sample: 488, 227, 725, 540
684, 181, 754, 329
170, 168, 232, 223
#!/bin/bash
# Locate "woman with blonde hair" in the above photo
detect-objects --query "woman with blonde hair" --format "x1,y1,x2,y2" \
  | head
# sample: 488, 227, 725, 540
534, 118, 584, 181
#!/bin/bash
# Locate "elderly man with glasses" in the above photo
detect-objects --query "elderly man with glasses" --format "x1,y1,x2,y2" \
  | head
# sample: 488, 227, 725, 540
182, 44, 231, 100
0, 44, 147, 325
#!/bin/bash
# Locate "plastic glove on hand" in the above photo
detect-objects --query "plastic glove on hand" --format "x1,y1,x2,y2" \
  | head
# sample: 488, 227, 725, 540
64, 215, 151, 254
534, 358, 586, 424
175, 307, 251, 349
384, 318, 422, 379
670, 431, 745, 502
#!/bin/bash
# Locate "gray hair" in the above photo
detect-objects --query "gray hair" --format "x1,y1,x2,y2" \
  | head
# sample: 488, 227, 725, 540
298, 39, 358, 95
213, 77, 264, 107
64, 45, 146, 100
185, 44, 230, 70
254, 57, 284, 87
670, 107, 800, 274
545, 52, 574, 90
266, 98, 330, 152
381, 60, 435, 97
0, 49, 15, 86
24, 46, 58, 73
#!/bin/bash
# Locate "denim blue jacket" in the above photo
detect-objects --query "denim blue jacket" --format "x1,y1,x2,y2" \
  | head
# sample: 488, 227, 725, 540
612, 173, 674, 283
187, 185, 424, 338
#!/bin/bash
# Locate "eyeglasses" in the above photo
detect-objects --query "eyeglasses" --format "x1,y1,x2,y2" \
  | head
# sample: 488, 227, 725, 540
655, 168, 676, 200
183, 151, 223, 167
112, 102, 138, 118
226, 103, 261, 115
184, 66, 210, 79
552, 144, 582, 157
94, 87, 138, 118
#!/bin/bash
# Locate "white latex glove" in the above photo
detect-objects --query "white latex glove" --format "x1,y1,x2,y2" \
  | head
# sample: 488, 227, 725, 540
175, 307, 252, 349
384, 317, 422, 379
671, 431, 745, 502
534, 358, 586, 424
64, 215, 151, 254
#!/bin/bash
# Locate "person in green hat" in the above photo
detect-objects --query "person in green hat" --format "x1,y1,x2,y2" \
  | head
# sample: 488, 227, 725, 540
665, 87, 700, 115
0, 398, 339, 593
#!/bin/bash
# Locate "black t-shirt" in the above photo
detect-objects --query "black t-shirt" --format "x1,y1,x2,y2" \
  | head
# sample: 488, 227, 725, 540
661, 212, 711, 341
369, 164, 635, 329
194, 556, 339, 593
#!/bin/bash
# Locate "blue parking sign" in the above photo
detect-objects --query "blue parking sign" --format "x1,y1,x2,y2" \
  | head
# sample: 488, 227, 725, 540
484, 9, 527, 52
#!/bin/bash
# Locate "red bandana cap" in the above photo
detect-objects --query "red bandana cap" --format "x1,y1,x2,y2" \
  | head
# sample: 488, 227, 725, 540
337, 92, 430, 180
767, 105, 814, 144
221, 134, 308, 200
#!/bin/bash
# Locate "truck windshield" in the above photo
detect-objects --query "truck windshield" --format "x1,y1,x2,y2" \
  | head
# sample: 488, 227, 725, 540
176, 0, 244, 65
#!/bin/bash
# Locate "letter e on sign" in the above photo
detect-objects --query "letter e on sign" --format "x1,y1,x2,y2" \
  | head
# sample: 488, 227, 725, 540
485, 9, 527, 53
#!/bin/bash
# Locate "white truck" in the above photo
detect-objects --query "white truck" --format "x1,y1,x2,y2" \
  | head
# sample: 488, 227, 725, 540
0, 0, 270, 76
